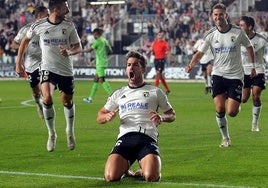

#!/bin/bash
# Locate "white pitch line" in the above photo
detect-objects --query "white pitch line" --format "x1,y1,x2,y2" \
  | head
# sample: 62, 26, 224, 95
21, 99, 35, 107
0, 170, 103, 181
0, 170, 254, 188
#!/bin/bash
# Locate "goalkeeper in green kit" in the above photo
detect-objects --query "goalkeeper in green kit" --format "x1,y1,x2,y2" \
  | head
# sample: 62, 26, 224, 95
70, 28, 113, 103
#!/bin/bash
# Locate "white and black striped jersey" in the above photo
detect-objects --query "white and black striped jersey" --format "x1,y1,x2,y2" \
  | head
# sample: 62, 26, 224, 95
14, 23, 41, 73
26, 17, 81, 76
104, 83, 173, 142
241, 33, 268, 75
199, 24, 252, 80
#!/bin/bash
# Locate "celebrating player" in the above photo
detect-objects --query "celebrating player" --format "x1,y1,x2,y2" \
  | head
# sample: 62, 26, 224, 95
97, 51, 176, 182
185, 3, 255, 147
16, 0, 82, 152
239, 16, 268, 132
13, 6, 48, 119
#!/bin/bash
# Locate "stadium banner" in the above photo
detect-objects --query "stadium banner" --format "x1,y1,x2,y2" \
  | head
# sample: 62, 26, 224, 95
2, 66, 268, 80
0, 65, 18, 77
73, 66, 201, 80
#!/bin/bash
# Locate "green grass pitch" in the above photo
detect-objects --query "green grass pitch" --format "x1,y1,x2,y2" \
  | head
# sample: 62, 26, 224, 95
0, 79, 268, 187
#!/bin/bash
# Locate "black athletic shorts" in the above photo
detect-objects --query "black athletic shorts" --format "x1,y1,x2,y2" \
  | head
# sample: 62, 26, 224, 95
26, 69, 40, 88
40, 70, 75, 95
110, 132, 160, 166
243, 74, 266, 89
212, 75, 243, 102
154, 58, 166, 72
201, 60, 213, 72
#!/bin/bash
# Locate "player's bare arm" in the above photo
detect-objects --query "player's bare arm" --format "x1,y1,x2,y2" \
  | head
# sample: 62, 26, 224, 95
246, 45, 256, 77
16, 36, 30, 77
60, 43, 82, 57
97, 107, 118, 124
185, 51, 204, 73
149, 108, 175, 126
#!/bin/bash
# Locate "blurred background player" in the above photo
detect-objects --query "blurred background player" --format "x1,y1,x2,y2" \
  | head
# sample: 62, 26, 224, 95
149, 30, 171, 95
13, 6, 48, 119
70, 28, 113, 104
239, 16, 268, 132
193, 37, 214, 94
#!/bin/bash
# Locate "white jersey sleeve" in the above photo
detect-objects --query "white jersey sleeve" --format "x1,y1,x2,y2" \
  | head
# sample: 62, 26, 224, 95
14, 23, 41, 73
194, 39, 214, 64
241, 33, 268, 75
104, 83, 173, 141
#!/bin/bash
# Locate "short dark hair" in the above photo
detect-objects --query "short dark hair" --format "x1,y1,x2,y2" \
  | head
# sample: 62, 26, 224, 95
49, 0, 66, 11
240, 16, 255, 29
33, 6, 47, 18
126, 51, 147, 68
92, 28, 104, 35
212, 3, 226, 12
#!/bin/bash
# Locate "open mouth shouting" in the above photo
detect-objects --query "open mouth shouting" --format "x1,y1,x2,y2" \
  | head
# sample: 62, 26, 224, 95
129, 71, 135, 80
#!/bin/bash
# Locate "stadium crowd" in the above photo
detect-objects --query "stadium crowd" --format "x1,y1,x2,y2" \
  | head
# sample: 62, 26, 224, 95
0, 0, 267, 66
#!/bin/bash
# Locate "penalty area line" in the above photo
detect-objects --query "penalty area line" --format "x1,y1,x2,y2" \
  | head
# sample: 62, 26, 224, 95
0, 170, 254, 188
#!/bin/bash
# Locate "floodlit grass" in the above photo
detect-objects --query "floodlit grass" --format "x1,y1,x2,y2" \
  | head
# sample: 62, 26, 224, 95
0, 79, 268, 187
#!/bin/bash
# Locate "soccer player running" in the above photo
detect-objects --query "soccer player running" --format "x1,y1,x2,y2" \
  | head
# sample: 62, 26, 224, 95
149, 30, 171, 95
69, 28, 113, 104
13, 6, 48, 119
16, 0, 82, 152
97, 51, 175, 182
193, 37, 214, 94
239, 16, 268, 132
185, 3, 255, 147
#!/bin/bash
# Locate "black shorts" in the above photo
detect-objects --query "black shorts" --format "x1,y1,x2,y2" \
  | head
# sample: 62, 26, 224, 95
154, 58, 166, 72
201, 61, 212, 72
212, 75, 243, 102
243, 74, 266, 89
40, 70, 75, 95
110, 132, 160, 166
26, 69, 40, 88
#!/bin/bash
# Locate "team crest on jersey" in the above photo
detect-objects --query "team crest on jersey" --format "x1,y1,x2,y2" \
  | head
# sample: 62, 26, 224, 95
62, 29, 67, 35
143, 92, 149, 97
231, 36, 236, 42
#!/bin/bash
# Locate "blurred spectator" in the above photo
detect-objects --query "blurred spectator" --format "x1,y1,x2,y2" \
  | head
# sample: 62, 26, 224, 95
0, 45, 4, 64
18, 11, 26, 26
147, 21, 154, 42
